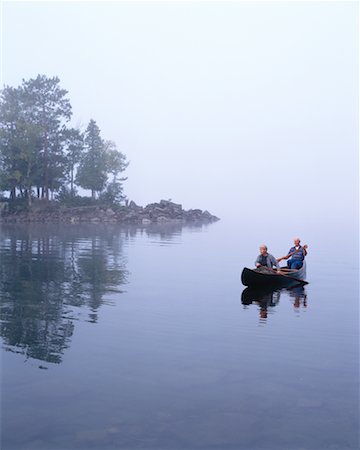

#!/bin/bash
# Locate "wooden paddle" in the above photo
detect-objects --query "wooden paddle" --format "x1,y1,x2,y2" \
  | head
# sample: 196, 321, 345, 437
277, 244, 308, 262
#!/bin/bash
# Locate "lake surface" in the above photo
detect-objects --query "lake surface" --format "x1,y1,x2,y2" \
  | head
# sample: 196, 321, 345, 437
0, 221, 358, 450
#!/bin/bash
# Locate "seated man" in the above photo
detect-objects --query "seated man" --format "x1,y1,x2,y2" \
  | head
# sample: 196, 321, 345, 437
255, 245, 281, 272
278, 238, 308, 269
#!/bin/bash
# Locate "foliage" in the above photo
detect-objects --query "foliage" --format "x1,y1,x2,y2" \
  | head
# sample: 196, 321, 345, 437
99, 182, 125, 204
0, 75, 128, 208
63, 127, 83, 197
76, 120, 108, 198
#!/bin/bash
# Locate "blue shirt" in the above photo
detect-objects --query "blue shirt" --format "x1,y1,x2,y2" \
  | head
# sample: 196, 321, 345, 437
288, 246, 306, 261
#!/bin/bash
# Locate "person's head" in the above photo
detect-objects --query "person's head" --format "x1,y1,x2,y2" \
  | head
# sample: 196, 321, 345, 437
294, 237, 301, 246
259, 245, 268, 255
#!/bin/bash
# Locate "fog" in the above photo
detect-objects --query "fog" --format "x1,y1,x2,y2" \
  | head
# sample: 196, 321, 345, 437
2, 1, 358, 229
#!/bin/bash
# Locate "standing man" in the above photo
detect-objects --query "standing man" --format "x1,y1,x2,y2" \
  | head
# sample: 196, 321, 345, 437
255, 245, 281, 272
278, 238, 308, 269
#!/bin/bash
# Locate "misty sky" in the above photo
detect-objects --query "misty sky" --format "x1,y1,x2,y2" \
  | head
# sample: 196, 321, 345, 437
1, 1, 358, 226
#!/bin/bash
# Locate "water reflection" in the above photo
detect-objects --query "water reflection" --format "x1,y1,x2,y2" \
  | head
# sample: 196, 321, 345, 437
0, 224, 130, 365
289, 284, 308, 309
131, 221, 210, 245
241, 285, 308, 322
0, 222, 207, 366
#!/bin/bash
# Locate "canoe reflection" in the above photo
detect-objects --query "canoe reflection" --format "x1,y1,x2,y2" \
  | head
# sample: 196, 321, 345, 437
241, 285, 307, 320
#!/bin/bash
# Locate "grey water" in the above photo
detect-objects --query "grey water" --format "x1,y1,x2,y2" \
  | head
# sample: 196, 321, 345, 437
0, 221, 358, 450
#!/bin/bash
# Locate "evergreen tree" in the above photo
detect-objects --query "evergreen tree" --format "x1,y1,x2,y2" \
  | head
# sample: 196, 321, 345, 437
0, 75, 128, 207
76, 119, 107, 199
0, 86, 42, 205
64, 128, 84, 197
102, 140, 129, 203
22, 75, 72, 200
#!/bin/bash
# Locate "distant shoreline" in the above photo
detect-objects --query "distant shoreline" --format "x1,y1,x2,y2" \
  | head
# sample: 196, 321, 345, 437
0, 199, 220, 225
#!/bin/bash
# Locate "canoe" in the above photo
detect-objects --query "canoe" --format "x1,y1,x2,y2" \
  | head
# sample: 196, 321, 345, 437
241, 262, 307, 288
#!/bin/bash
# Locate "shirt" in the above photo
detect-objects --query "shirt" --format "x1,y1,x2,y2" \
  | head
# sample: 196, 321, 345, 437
287, 246, 306, 261
255, 253, 280, 269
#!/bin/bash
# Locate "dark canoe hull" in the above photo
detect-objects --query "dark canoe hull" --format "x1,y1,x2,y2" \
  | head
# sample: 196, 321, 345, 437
241, 263, 307, 288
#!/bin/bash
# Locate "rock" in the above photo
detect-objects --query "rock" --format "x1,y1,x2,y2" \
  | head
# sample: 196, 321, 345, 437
0, 199, 220, 224
156, 216, 171, 223
128, 200, 142, 210
105, 208, 115, 216
159, 199, 182, 209
0, 202, 9, 215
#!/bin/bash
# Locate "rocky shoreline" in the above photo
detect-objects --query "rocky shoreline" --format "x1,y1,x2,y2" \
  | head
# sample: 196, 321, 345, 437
0, 200, 220, 224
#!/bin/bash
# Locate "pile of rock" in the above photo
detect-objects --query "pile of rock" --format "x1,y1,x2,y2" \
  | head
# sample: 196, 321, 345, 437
0, 200, 220, 224
126, 200, 219, 224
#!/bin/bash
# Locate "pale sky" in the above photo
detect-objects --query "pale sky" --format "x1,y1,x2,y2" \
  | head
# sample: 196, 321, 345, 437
1, 1, 358, 226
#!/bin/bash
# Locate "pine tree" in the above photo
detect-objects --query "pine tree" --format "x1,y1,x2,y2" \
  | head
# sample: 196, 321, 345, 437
101, 140, 129, 203
76, 119, 107, 199
0, 76, 128, 207
22, 75, 72, 200
64, 128, 84, 197
0, 86, 42, 205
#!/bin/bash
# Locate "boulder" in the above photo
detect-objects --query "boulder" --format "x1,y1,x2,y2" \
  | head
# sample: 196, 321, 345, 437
106, 208, 115, 216
156, 215, 171, 223
128, 200, 142, 210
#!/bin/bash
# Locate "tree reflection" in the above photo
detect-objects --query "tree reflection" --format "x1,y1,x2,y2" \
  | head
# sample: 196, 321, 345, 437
0, 225, 128, 364
0, 222, 203, 365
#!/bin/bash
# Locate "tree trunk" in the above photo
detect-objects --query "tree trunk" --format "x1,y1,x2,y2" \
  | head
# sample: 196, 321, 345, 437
27, 189, 32, 207
26, 163, 32, 207
70, 166, 74, 197
43, 115, 49, 201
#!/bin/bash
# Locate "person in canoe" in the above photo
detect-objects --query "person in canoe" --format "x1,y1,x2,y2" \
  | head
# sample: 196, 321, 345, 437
277, 238, 308, 269
255, 245, 281, 273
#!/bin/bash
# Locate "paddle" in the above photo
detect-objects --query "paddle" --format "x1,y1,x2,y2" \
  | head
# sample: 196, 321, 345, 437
277, 244, 308, 263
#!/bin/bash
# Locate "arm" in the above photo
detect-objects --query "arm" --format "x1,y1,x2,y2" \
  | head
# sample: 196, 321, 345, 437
277, 249, 292, 262
270, 255, 280, 271
255, 255, 261, 267
281, 254, 291, 261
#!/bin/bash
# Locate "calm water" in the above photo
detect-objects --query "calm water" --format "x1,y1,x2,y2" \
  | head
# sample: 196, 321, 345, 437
0, 221, 358, 450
